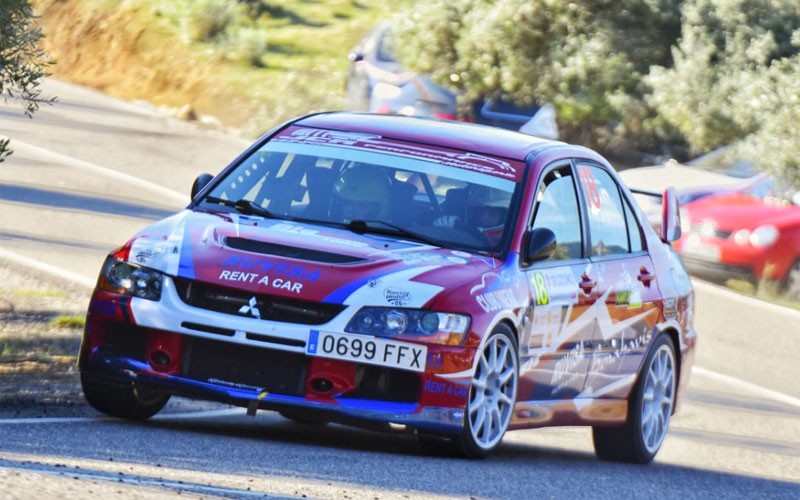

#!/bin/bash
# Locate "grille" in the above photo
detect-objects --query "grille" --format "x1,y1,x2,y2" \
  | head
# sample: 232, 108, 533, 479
173, 278, 344, 325
688, 222, 732, 239
184, 336, 306, 396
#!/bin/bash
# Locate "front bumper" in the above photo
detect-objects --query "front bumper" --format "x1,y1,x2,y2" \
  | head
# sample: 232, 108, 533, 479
680, 255, 756, 284
79, 286, 472, 434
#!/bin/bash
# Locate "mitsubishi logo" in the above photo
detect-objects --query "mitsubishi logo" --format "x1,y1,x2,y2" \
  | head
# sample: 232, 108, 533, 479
238, 296, 261, 319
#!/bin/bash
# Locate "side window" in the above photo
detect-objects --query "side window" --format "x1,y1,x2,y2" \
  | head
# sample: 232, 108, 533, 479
577, 164, 635, 256
531, 165, 583, 260
624, 196, 644, 252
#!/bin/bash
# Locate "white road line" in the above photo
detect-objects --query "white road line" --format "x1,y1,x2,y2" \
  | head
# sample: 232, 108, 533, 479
0, 134, 187, 205
692, 279, 800, 320
692, 366, 800, 409
0, 247, 96, 288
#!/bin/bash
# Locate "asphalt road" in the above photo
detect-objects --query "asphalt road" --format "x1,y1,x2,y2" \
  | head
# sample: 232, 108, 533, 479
1, 80, 799, 500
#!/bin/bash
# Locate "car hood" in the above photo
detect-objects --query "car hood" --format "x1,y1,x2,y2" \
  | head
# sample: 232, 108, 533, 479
125, 210, 501, 307
684, 194, 800, 230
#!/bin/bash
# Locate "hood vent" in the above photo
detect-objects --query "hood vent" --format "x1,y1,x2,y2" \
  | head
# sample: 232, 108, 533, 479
226, 236, 365, 264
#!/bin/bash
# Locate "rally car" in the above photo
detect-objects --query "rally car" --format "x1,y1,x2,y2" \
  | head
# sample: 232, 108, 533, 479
79, 112, 696, 463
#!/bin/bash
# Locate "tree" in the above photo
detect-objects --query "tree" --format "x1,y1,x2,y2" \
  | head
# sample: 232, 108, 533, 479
0, 0, 54, 163
646, 0, 800, 185
391, 0, 684, 155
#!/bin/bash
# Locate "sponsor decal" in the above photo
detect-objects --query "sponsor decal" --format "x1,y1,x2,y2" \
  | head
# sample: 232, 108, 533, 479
551, 342, 588, 394
276, 127, 522, 180
476, 288, 517, 313
529, 268, 579, 306
423, 380, 469, 397
207, 378, 262, 391
221, 255, 321, 282
218, 269, 304, 294
270, 222, 318, 236
384, 287, 412, 306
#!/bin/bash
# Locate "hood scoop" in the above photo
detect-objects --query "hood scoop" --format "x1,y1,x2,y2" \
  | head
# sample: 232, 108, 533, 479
225, 236, 366, 264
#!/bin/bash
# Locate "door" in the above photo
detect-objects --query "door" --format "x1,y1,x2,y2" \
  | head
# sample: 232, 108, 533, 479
575, 163, 663, 400
518, 163, 598, 401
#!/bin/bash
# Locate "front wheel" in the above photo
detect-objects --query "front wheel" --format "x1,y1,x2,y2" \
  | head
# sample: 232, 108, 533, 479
593, 334, 677, 464
457, 324, 519, 458
81, 373, 169, 420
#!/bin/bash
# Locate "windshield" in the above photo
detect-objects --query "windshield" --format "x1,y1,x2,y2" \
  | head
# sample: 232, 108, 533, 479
199, 127, 521, 254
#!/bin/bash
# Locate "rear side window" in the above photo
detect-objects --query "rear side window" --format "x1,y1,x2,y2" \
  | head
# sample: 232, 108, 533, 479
577, 164, 642, 255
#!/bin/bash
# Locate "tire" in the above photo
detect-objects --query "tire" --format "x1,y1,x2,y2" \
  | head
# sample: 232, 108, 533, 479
81, 373, 169, 420
593, 334, 677, 464
454, 324, 519, 458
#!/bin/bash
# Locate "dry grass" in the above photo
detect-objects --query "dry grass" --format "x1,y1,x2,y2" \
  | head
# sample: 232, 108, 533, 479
0, 265, 91, 417
30, 0, 405, 135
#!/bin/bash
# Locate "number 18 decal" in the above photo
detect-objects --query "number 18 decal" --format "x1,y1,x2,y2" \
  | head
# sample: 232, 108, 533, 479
532, 273, 549, 306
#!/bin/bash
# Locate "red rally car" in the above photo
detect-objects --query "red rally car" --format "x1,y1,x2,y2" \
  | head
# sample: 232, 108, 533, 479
79, 112, 696, 463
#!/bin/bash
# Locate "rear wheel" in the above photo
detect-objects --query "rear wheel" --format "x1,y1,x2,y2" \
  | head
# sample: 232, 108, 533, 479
593, 334, 676, 464
81, 373, 169, 420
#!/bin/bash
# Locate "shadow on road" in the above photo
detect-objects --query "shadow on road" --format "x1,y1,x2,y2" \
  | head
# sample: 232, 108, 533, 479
0, 182, 177, 220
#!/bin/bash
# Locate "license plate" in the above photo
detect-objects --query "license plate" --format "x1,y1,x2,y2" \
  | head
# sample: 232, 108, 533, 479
307, 331, 427, 372
682, 237, 721, 262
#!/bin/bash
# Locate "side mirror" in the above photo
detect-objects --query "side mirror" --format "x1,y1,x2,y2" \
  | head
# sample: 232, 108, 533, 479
191, 173, 214, 200
526, 227, 557, 263
348, 51, 364, 63
661, 186, 681, 243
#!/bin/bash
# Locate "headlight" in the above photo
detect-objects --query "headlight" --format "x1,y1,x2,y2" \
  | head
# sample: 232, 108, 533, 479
346, 307, 470, 346
98, 257, 163, 301
749, 225, 779, 248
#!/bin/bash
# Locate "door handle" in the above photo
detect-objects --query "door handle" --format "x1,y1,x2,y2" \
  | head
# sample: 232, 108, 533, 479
638, 266, 655, 287
579, 273, 596, 294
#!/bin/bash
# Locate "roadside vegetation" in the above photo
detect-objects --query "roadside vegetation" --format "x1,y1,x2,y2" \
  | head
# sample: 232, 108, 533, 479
0, 271, 89, 415
393, 0, 800, 185
0, 0, 55, 163
29, 0, 403, 137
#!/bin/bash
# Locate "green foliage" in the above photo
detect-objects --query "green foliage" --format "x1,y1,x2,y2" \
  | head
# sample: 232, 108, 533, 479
392, 0, 800, 182
50, 315, 85, 329
0, 0, 55, 163
392, 0, 684, 151
647, 0, 800, 184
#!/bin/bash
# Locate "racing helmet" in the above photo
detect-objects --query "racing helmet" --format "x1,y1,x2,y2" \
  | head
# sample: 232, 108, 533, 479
469, 184, 511, 244
334, 164, 392, 220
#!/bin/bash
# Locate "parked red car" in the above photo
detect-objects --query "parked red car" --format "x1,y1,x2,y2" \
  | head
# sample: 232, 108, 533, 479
676, 176, 800, 300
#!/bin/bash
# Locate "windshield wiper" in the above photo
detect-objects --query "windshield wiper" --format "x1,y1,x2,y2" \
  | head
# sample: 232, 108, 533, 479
204, 196, 287, 219
344, 219, 442, 247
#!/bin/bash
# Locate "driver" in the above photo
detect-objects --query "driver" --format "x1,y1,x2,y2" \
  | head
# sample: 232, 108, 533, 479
435, 184, 510, 245
333, 164, 392, 222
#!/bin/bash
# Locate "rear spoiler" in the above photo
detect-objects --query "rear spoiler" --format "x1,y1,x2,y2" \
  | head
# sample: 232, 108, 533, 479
630, 186, 682, 243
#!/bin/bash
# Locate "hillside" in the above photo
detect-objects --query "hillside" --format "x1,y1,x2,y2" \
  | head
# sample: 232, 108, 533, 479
30, 0, 402, 136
